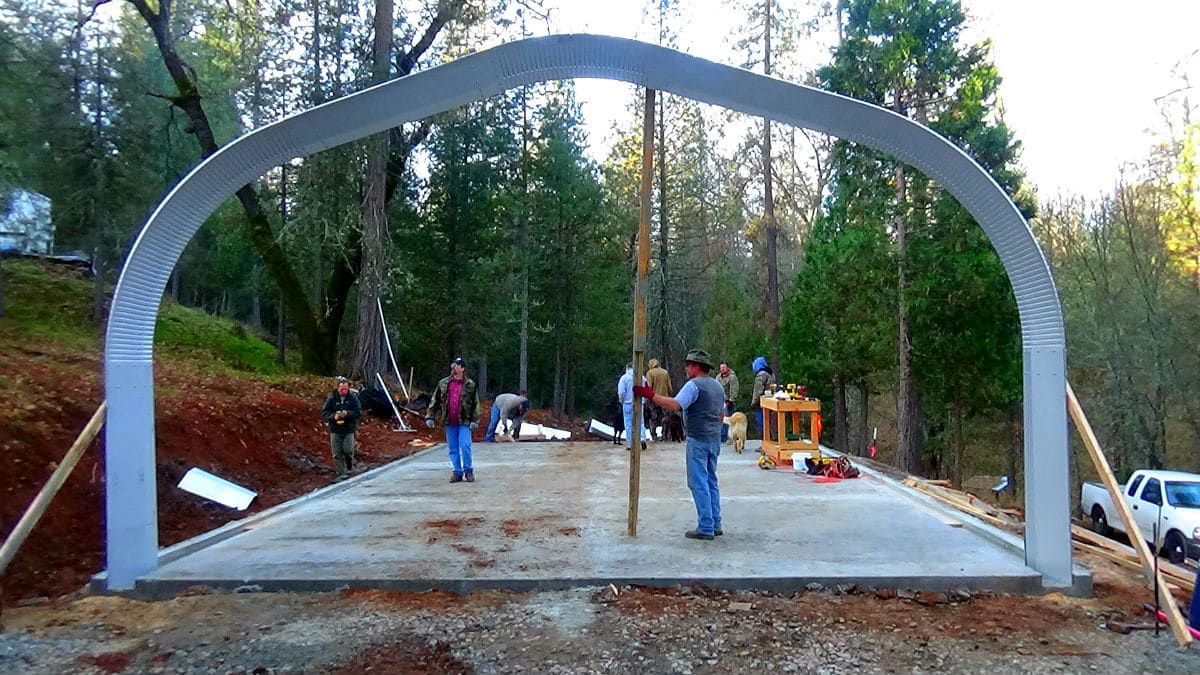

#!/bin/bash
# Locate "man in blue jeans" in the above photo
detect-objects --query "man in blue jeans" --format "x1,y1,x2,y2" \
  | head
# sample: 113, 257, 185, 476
426, 357, 481, 483
634, 348, 725, 540
486, 391, 530, 442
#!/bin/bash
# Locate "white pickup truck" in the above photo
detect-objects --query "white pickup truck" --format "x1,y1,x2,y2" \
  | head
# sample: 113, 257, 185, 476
1081, 469, 1200, 564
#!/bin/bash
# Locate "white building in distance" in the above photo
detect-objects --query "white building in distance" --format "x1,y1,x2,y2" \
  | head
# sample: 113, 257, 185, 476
0, 189, 53, 255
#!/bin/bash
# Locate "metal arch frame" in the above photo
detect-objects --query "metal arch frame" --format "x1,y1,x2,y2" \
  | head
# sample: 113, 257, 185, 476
103, 34, 1070, 589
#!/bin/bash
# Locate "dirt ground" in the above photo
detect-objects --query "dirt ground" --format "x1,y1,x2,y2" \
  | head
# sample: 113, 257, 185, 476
2, 557, 1199, 674
0, 328, 593, 602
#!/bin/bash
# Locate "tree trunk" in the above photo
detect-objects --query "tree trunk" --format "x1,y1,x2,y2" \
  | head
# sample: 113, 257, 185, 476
478, 355, 489, 401
834, 373, 848, 453
762, 0, 780, 370
276, 302, 286, 366
856, 382, 869, 456
894, 162, 921, 474
952, 394, 964, 487
519, 82, 530, 394
657, 90, 669, 365
0, 254, 6, 318
1007, 403, 1022, 498
248, 273, 263, 332
350, 0, 393, 381
552, 342, 565, 417
92, 251, 107, 325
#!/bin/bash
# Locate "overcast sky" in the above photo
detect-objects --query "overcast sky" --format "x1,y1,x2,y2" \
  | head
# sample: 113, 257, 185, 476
539, 0, 1200, 198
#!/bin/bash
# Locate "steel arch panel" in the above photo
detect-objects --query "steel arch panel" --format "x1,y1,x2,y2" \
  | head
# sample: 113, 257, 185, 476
103, 34, 1070, 589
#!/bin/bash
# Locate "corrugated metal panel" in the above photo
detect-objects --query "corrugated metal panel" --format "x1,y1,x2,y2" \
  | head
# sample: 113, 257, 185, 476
104, 34, 1070, 589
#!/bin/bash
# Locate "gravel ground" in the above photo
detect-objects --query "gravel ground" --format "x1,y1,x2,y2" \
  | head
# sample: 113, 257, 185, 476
3, 584, 1200, 674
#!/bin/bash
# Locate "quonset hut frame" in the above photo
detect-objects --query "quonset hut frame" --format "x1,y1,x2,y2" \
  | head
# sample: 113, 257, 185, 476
103, 34, 1072, 590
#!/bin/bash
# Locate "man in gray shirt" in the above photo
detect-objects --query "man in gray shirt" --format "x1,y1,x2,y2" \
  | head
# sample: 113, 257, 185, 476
634, 348, 725, 540
486, 391, 530, 442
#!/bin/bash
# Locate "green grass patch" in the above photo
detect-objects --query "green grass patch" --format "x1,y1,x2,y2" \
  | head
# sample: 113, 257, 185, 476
2, 259, 284, 374
0, 259, 98, 347
155, 300, 282, 374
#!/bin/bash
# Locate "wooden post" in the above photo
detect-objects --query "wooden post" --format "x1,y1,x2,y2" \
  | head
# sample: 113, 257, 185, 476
628, 88, 655, 537
1066, 383, 1192, 647
0, 402, 107, 577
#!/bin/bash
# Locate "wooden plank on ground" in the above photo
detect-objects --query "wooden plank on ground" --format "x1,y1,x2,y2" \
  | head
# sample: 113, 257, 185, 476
1071, 525, 1196, 591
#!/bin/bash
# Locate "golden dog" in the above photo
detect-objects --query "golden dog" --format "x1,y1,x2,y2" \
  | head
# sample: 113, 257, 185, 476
726, 412, 748, 454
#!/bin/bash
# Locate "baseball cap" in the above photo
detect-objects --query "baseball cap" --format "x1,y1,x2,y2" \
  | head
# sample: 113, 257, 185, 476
451, 357, 465, 367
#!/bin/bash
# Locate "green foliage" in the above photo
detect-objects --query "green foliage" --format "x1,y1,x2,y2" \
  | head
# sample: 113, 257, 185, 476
0, 260, 282, 373
781, 215, 896, 398
810, 0, 1026, 474
0, 260, 97, 347
700, 260, 762, 410
155, 300, 283, 373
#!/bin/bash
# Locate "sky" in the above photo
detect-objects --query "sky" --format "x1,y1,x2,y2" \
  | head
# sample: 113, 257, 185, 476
538, 0, 1200, 198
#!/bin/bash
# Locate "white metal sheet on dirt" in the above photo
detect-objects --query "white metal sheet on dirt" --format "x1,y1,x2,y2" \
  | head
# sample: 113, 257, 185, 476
178, 468, 257, 510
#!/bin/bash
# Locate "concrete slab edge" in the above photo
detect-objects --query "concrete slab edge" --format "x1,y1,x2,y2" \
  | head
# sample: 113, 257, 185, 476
128, 573, 1048, 601
90, 444, 444, 593
821, 447, 1092, 597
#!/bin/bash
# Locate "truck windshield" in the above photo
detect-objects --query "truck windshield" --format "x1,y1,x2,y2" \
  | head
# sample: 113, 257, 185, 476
1165, 482, 1200, 508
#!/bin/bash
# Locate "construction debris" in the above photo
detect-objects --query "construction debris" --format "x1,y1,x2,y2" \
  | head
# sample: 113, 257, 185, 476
903, 475, 1196, 598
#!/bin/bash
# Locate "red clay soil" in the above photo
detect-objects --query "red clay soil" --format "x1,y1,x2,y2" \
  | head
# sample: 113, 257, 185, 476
0, 340, 598, 602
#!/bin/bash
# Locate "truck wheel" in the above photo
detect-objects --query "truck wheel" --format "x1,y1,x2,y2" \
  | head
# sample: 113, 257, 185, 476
1090, 506, 1110, 536
1162, 531, 1187, 565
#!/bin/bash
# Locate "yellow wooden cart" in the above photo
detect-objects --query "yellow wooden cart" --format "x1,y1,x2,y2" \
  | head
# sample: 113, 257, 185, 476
760, 397, 822, 466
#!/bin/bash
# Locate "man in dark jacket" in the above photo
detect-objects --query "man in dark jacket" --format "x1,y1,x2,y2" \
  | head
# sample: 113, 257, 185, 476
634, 348, 726, 540
426, 357, 481, 483
322, 376, 362, 480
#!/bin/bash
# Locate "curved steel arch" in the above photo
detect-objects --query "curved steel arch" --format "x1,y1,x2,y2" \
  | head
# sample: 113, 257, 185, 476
104, 34, 1071, 589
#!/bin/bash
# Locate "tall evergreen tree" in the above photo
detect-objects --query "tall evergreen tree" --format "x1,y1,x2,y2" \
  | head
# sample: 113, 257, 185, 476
819, 0, 1026, 477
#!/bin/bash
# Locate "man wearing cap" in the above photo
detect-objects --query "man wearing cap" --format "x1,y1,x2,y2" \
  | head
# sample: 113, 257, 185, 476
486, 391, 531, 442
717, 362, 739, 443
322, 376, 362, 480
426, 357, 481, 483
633, 348, 726, 540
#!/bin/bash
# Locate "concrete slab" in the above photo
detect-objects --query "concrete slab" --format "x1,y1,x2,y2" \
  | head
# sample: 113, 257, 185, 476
131, 441, 1070, 597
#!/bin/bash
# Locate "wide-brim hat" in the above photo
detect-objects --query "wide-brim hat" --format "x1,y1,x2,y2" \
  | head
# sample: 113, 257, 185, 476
684, 349, 714, 369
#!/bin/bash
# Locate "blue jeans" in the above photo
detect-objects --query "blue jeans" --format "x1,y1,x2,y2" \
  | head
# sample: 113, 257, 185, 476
485, 405, 502, 442
1190, 564, 1200, 630
686, 437, 722, 535
446, 425, 473, 474
756, 409, 764, 438
721, 401, 735, 442
622, 402, 634, 447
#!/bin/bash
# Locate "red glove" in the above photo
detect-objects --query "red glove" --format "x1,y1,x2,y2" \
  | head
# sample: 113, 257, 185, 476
633, 385, 655, 400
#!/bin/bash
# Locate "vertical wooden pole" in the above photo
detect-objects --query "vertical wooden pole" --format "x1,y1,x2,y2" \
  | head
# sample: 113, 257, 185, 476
628, 89, 655, 536
1067, 382, 1192, 647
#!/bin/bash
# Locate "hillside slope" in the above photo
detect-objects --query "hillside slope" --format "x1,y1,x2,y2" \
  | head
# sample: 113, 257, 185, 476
0, 261, 439, 599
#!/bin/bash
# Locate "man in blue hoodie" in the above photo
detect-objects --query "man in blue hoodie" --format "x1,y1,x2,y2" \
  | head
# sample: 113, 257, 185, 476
750, 356, 776, 437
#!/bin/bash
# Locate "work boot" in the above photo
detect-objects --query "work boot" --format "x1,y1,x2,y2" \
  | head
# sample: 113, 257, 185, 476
464, 470, 475, 483
714, 529, 723, 536
449, 472, 463, 483
685, 529, 714, 541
